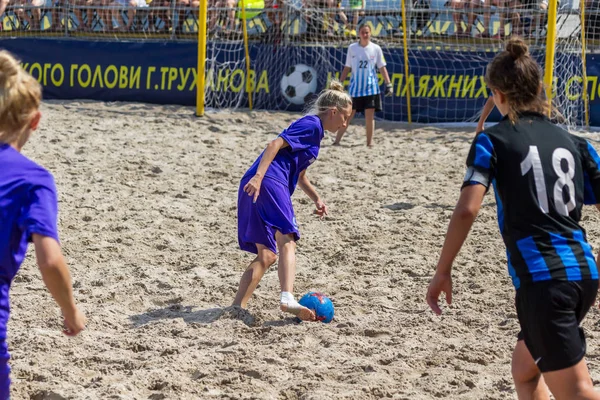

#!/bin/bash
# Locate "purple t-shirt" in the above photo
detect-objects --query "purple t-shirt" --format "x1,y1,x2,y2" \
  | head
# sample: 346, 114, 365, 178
243, 115, 325, 195
0, 144, 59, 283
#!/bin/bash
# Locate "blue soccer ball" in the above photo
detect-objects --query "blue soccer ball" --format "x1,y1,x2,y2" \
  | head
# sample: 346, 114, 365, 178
298, 292, 335, 323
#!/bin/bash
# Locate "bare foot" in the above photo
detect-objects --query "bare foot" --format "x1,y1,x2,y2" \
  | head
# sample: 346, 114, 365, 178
332, 141, 341, 146
280, 303, 316, 321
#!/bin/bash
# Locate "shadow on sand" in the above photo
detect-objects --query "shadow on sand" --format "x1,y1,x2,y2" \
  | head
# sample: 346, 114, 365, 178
129, 304, 300, 328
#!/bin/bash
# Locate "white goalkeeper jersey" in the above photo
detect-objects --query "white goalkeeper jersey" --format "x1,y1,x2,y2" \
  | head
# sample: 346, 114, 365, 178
345, 42, 386, 98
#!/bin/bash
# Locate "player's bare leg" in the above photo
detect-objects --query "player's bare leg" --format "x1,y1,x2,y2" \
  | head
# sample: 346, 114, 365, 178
365, 108, 375, 146
333, 110, 355, 145
232, 244, 277, 308
543, 358, 600, 400
512, 340, 551, 400
480, 0, 492, 37
276, 231, 315, 321
0, 0, 7, 21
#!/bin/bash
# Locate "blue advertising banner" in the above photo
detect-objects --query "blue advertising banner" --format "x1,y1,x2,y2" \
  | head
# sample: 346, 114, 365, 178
1, 39, 200, 105
2, 38, 599, 126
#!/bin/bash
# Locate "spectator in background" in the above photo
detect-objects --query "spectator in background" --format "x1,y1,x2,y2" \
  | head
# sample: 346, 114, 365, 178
0, 0, 9, 31
259, 0, 286, 42
72, 0, 98, 32
302, 0, 352, 38
149, 0, 169, 32
305, 0, 337, 38
504, 0, 548, 38
208, 0, 220, 34
317, 0, 338, 36
214, 0, 237, 33
477, 0, 505, 38
529, 0, 548, 37
51, 0, 68, 31
411, 0, 433, 36
14, 0, 45, 30
346, 0, 365, 36
148, 0, 198, 34
448, 0, 478, 37
174, 0, 198, 34
96, 0, 114, 31
110, 0, 148, 31
111, 0, 135, 30
335, 0, 350, 36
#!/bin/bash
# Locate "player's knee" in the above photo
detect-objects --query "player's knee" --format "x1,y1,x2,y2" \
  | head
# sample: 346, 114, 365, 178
258, 252, 277, 268
572, 380, 596, 397
264, 252, 277, 267
549, 380, 596, 400
511, 360, 540, 385
275, 231, 295, 246
277, 237, 296, 252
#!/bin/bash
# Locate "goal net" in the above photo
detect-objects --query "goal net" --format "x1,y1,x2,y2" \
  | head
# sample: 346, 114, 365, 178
7, 0, 589, 128
202, 0, 595, 129
551, 3, 588, 131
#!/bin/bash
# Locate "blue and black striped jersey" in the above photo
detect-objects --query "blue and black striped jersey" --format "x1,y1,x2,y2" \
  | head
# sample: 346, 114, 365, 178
463, 111, 600, 288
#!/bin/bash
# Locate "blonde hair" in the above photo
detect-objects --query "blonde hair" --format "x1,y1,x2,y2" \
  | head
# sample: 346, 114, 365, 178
0, 50, 42, 145
306, 80, 352, 115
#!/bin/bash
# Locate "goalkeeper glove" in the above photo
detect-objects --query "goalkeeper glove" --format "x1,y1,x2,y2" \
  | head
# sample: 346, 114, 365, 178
384, 83, 393, 97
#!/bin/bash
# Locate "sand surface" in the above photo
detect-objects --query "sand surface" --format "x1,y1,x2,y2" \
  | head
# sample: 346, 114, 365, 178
9, 100, 600, 399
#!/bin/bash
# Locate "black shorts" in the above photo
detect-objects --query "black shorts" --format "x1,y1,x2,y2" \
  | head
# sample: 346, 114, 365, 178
516, 279, 598, 373
352, 94, 381, 113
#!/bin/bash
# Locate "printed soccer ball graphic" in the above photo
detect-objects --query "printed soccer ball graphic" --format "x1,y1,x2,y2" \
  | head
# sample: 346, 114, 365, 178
298, 291, 335, 323
280, 64, 318, 105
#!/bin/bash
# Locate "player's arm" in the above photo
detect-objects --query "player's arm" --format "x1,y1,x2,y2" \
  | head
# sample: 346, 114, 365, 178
340, 66, 352, 85
436, 184, 486, 273
595, 204, 600, 292
298, 169, 319, 202
376, 48, 392, 96
427, 183, 487, 315
476, 97, 495, 133
32, 234, 85, 336
379, 66, 391, 85
579, 140, 600, 276
244, 137, 289, 202
298, 169, 328, 218
254, 137, 289, 179
341, 45, 353, 84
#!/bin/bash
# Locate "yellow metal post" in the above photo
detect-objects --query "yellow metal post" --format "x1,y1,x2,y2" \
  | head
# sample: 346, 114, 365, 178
241, 0, 253, 110
543, 0, 558, 116
400, 0, 412, 123
196, 0, 208, 116
580, 0, 589, 127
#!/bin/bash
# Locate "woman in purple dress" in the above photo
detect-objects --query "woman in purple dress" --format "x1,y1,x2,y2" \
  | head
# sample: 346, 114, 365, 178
0, 51, 85, 399
233, 81, 352, 321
